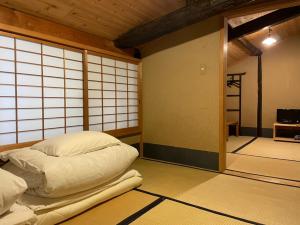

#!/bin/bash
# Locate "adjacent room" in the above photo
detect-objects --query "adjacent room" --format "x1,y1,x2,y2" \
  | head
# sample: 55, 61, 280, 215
0, 1, 299, 225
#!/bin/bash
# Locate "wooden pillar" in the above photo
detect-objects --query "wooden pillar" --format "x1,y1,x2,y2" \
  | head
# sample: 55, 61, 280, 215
257, 54, 262, 137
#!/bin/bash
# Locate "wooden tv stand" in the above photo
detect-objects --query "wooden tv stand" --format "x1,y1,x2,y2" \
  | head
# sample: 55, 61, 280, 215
273, 123, 300, 143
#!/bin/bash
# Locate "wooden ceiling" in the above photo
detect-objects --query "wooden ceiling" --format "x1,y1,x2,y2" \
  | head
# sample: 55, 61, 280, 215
0, 0, 185, 40
228, 14, 300, 66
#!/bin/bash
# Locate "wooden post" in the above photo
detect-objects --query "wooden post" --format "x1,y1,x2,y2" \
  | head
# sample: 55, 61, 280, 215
257, 54, 262, 137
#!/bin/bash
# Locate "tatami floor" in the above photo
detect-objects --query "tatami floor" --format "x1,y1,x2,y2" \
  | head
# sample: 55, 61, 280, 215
61, 156, 300, 225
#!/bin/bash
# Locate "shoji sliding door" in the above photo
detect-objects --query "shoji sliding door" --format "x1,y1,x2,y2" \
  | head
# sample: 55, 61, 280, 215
87, 53, 139, 132
0, 34, 83, 145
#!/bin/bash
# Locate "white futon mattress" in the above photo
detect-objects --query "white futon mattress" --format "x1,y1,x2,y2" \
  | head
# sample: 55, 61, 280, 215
0, 203, 37, 225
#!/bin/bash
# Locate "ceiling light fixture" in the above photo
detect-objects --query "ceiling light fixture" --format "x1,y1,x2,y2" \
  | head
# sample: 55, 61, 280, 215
262, 27, 277, 46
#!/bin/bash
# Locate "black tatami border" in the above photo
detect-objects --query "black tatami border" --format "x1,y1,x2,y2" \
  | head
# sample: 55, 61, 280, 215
231, 137, 257, 153
232, 152, 300, 163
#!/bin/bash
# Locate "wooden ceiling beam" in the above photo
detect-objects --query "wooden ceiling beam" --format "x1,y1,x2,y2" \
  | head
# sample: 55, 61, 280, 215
115, 0, 269, 48
229, 6, 300, 41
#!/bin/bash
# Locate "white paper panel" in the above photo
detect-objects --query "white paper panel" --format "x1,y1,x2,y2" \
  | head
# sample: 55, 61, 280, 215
17, 63, 41, 75
0, 133, 16, 145
116, 84, 127, 91
88, 63, 101, 73
89, 99, 102, 107
66, 79, 82, 89
88, 55, 101, 64
129, 106, 138, 113
18, 130, 42, 142
128, 70, 138, 78
44, 77, 64, 88
66, 126, 83, 133
103, 74, 115, 82
129, 120, 138, 127
103, 91, 115, 98
43, 45, 63, 57
67, 117, 83, 126
0, 60, 15, 72
88, 81, 101, 90
128, 77, 137, 85
44, 108, 64, 118
117, 106, 127, 114
66, 98, 83, 107
66, 89, 83, 98
102, 57, 114, 66
88, 90, 101, 98
128, 63, 138, 71
18, 74, 41, 86
89, 116, 102, 125
129, 113, 138, 120
116, 75, 127, 83
0, 109, 15, 121
65, 60, 82, 70
66, 108, 83, 117
103, 99, 115, 107
102, 66, 115, 74
88, 72, 101, 81
0, 36, 14, 48
0, 97, 15, 108
0, 86, 15, 96
116, 61, 127, 69
18, 109, 42, 120
117, 99, 127, 106
16, 39, 41, 53
103, 123, 115, 131
116, 68, 127, 76
44, 87, 64, 97
18, 98, 42, 108
18, 86, 42, 97
44, 128, 65, 138
117, 114, 127, 121
117, 91, 127, 98
89, 124, 102, 131
89, 107, 102, 116
43, 55, 63, 67
103, 115, 115, 123
43, 66, 64, 77
0, 48, 14, 60
103, 107, 115, 114
128, 92, 138, 99
103, 82, 115, 90
44, 98, 64, 107
0, 121, 16, 133
0, 73, 15, 84
44, 118, 65, 129
128, 85, 138, 92
117, 121, 127, 129
18, 119, 42, 131
129, 99, 138, 105
65, 70, 82, 79
64, 50, 82, 61
17, 51, 41, 64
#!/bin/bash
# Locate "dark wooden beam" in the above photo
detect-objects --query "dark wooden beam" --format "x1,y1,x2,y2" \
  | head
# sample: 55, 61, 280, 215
115, 0, 269, 48
229, 6, 300, 41
257, 55, 263, 137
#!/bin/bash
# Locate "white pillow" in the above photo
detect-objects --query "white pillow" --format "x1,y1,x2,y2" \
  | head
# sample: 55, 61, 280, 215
31, 131, 121, 157
0, 169, 27, 216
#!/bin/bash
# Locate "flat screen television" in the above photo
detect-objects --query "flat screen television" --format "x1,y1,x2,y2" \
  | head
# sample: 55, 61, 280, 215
277, 109, 300, 124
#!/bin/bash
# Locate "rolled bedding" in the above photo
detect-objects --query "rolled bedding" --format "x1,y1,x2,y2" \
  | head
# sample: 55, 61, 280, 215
2, 143, 139, 198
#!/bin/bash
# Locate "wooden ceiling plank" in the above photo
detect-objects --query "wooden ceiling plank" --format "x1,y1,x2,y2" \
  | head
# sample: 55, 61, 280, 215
229, 6, 300, 40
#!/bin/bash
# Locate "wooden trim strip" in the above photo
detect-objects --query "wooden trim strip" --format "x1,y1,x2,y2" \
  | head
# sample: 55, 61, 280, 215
83, 50, 89, 130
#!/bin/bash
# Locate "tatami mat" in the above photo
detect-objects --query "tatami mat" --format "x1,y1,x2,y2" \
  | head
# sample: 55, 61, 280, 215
238, 137, 300, 161
130, 159, 218, 198
176, 174, 300, 225
227, 153, 300, 181
131, 200, 253, 225
59, 190, 158, 225
226, 136, 254, 153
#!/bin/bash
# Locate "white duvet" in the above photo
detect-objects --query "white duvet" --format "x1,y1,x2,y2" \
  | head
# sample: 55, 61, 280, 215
2, 143, 138, 198
0, 203, 37, 225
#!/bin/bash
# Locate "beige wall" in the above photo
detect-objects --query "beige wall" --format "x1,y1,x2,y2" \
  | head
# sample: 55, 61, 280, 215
228, 34, 300, 129
141, 17, 224, 153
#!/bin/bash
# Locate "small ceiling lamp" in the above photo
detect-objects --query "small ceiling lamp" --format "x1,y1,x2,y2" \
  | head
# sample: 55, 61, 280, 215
262, 27, 277, 46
